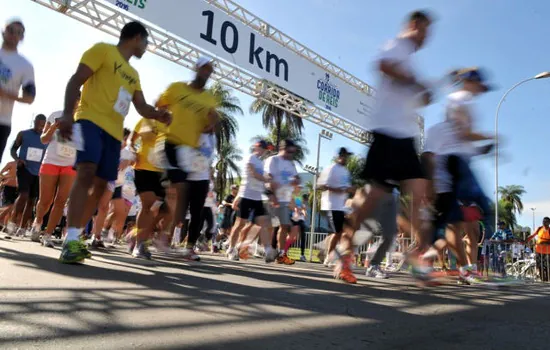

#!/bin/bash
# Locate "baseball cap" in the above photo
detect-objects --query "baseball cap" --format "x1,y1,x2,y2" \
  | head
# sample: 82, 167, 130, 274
196, 56, 213, 69
338, 147, 353, 157
5, 17, 24, 29
457, 67, 494, 92
230, 184, 238, 190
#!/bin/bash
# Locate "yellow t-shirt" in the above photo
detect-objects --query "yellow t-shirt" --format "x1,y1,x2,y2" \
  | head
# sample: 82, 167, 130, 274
133, 118, 165, 172
157, 82, 218, 147
75, 43, 142, 141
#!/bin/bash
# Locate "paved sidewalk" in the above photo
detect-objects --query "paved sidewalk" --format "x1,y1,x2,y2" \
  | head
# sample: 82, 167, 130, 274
1, 237, 550, 350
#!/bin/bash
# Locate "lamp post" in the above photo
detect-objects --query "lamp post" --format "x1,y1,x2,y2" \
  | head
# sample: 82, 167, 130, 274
494, 71, 550, 232
531, 207, 536, 234
305, 129, 333, 262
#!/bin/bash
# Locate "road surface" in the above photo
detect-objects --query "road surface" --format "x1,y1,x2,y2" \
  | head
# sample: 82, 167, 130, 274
1, 237, 549, 350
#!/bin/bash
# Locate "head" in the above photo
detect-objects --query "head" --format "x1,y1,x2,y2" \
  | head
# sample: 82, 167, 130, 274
336, 147, 353, 166
279, 139, 297, 160
543, 217, 550, 229
253, 140, 273, 157
119, 21, 149, 59
404, 10, 433, 49
293, 184, 303, 195
33, 114, 46, 133
498, 221, 507, 230
2, 19, 25, 49
452, 68, 493, 96
194, 57, 214, 88
230, 184, 238, 196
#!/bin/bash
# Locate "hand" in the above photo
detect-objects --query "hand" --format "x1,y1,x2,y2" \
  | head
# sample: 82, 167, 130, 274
58, 112, 74, 141
16, 159, 26, 167
155, 109, 172, 125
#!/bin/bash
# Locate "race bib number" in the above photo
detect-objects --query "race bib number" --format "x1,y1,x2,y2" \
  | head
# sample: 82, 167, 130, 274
114, 87, 132, 117
26, 147, 43, 162
190, 153, 209, 173
249, 178, 265, 192
176, 146, 209, 173
276, 186, 292, 202
56, 142, 76, 158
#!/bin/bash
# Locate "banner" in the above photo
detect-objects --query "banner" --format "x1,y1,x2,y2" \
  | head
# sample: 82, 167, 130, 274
107, 0, 375, 129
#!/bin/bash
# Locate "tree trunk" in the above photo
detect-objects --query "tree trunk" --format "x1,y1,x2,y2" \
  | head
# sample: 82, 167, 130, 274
275, 113, 282, 150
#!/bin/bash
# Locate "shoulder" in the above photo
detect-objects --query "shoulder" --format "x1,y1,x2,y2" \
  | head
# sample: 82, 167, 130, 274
13, 52, 33, 70
447, 90, 474, 106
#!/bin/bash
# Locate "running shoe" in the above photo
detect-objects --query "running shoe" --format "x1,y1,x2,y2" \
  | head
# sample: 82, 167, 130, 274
105, 230, 115, 244
366, 265, 389, 279
15, 228, 26, 237
59, 240, 88, 264
211, 245, 220, 254
265, 248, 277, 263
299, 255, 307, 262
153, 233, 170, 254
126, 231, 137, 253
132, 243, 152, 260
238, 245, 252, 260
89, 237, 106, 249
4, 222, 16, 238
276, 254, 295, 265
228, 248, 239, 261
41, 235, 55, 248
334, 254, 357, 284
181, 247, 200, 261
30, 226, 41, 243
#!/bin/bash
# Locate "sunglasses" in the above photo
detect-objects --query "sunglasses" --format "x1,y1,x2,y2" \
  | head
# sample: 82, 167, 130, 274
6, 26, 24, 36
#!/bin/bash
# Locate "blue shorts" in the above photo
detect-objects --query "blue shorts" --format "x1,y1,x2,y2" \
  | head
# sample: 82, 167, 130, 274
76, 120, 121, 181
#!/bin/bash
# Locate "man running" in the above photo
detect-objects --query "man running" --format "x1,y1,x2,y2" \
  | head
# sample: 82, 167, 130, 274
317, 147, 353, 266
336, 11, 434, 283
0, 18, 35, 162
5, 114, 46, 237
57, 21, 171, 263
227, 140, 277, 263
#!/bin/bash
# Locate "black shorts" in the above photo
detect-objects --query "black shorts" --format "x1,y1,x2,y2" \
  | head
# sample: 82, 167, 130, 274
324, 210, 345, 234
134, 169, 165, 198
164, 141, 188, 184
362, 132, 425, 187
0, 125, 11, 164
16, 165, 40, 199
238, 198, 266, 221
112, 186, 122, 200
2, 185, 17, 206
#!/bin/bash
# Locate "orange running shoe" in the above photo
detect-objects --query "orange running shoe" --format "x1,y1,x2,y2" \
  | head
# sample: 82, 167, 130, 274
334, 254, 357, 284
238, 245, 250, 260
277, 254, 295, 265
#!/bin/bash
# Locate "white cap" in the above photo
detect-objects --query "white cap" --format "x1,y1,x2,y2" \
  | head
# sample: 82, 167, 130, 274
196, 56, 212, 68
5, 17, 24, 29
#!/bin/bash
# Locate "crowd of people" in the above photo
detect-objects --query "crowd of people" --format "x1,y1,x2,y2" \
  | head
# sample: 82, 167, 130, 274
1, 10, 548, 287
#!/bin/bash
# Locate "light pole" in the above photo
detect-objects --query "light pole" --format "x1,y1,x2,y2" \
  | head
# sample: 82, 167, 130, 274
531, 207, 536, 233
305, 129, 333, 262
494, 71, 550, 232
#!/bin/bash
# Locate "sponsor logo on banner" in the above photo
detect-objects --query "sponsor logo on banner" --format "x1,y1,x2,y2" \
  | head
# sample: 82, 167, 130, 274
317, 73, 340, 111
115, 0, 146, 11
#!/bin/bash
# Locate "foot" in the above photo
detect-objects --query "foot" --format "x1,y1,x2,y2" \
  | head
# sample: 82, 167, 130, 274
41, 235, 55, 248
30, 226, 41, 242
132, 243, 152, 260
228, 248, 240, 261
89, 237, 106, 249
299, 255, 307, 262
334, 254, 357, 284
59, 240, 89, 264
265, 248, 278, 263
276, 253, 295, 265
366, 265, 388, 279
181, 247, 200, 261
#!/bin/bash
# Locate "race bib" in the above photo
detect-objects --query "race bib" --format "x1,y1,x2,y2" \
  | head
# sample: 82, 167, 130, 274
249, 178, 265, 192
26, 147, 43, 162
190, 153, 209, 173
276, 186, 292, 202
113, 87, 132, 117
176, 146, 209, 173
56, 142, 76, 158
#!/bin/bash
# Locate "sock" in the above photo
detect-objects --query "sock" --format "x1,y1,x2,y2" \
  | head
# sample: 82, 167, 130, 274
66, 227, 81, 242
284, 237, 296, 253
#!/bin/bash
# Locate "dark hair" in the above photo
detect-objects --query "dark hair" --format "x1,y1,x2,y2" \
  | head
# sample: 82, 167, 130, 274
120, 21, 148, 41
35, 114, 46, 121
280, 139, 296, 149
544, 217, 550, 221
408, 10, 432, 24
123, 128, 131, 138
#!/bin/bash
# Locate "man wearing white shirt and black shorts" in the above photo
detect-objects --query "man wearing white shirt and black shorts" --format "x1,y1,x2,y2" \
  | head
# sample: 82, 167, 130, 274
336, 10, 434, 284
317, 148, 353, 266
0, 18, 36, 163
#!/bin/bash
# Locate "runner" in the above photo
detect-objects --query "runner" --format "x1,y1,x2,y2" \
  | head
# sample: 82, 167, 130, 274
30, 101, 79, 247
317, 148, 353, 266
154, 57, 219, 260
196, 181, 217, 252
226, 140, 277, 263
0, 18, 36, 163
129, 117, 170, 258
0, 160, 17, 226
57, 21, 171, 263
265, 139, 300, 265
337, 11, 434, 283
5, 114, 46, 237
220, 185, 238, 238
290, 186, 307, 262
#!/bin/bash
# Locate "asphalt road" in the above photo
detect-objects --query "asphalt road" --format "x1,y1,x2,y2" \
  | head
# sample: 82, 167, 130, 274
1, 237, 550, 350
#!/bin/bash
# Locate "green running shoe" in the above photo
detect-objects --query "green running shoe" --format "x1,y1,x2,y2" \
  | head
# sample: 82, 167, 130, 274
59, 240, 88, 264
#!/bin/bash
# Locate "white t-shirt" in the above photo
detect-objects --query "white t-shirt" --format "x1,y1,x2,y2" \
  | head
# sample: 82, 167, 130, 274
41, 111, 77, 167
318, 163, 351, 211
425, 123, 453, 194
369, 37, 420, 138
239, 153, 265, 201
115, 147, 135, 187
187, 133, 216, 182
121, 166, 136, 202
205, 187, 217, 208
0, 49, 35, 126
442, 90, 477, 157
264, 155, 298, 203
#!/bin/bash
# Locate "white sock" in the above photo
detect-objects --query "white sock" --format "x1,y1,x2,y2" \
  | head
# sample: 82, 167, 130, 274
65, 227, 81, 242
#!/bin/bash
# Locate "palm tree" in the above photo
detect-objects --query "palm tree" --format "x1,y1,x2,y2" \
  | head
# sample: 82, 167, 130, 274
250, 95, 304, 150
215, 142, 243, 200
498, 185, 526, 215
343, 155, 366, 188
497, 199, 517, 229
209, 82, 243, 153
251, 122, 309, 164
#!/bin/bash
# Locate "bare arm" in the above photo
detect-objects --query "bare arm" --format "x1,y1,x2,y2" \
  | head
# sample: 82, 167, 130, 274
454, 108, 493, 142
10, 132, 23, 164
0, 84, 36, 104
58, 64, 94, 140
133, 91, 171, 125
40, 121, 59, 144
248, 163, 265, 182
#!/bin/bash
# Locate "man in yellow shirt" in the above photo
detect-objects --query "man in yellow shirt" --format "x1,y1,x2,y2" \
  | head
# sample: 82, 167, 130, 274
155, 57, 219, 260
57, 21, 171, 264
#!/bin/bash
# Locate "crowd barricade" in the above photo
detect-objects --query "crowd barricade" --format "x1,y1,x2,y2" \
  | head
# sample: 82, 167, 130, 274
479, 241, 549, 282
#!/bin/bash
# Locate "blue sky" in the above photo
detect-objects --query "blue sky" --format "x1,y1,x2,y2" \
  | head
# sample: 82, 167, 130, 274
1, 0, 549, 228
